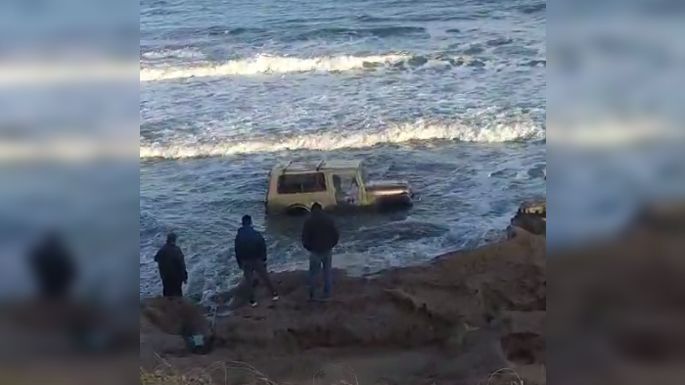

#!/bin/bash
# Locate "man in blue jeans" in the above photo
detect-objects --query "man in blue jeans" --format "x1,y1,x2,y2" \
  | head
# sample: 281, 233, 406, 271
301, 203, 339, 301
235, 215, 278, 307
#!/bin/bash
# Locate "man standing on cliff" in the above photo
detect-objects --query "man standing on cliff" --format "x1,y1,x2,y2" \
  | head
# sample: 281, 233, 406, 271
154, 232, 188, 297
29, 231, 77, 300
302, 203, 339, 301
235, 215, 279, 307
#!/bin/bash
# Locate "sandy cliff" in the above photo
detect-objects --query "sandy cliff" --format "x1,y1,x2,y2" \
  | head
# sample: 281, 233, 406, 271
141, 208, 546, 385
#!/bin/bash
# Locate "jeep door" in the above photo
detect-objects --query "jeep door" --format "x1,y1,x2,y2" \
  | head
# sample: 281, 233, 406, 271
331, 172, 360, 207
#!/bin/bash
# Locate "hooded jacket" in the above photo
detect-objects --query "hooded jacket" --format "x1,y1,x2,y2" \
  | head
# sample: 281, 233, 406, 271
234, 225, 267, 266
302, 211, 339, 253
154, 242, 188, 284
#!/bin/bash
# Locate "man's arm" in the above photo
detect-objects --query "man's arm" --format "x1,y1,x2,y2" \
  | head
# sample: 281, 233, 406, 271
258, 233, 267, 262
234, 235, 243, 268
330, 219, 340, 247
301, 220, 312, 251
178, 247, 188, 283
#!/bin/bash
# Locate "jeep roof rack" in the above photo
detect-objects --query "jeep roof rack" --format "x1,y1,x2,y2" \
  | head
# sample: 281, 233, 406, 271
316, 160, 325, 171
281, 160, 293, 174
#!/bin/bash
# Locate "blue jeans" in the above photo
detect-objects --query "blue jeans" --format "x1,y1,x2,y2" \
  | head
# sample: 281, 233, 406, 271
308, 251, 332, 299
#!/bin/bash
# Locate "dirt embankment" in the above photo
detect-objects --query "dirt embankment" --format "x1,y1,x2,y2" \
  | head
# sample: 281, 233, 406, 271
141, 215, 546, 385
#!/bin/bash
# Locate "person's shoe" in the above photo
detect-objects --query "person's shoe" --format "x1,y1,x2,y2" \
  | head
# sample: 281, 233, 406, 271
271, 294, 279, 301
249, 300, 258, 307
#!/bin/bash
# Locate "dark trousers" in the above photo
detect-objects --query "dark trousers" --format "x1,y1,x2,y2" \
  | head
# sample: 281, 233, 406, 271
162, 277, 183, 297
242, 259, 277, 302
38, 278, 72, 299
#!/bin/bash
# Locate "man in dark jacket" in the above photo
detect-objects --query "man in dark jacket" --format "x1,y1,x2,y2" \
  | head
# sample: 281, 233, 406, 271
29, 231, 76, 299
235, 215, 278, 307
154, 232, 188, 297
301, 203, 339, 300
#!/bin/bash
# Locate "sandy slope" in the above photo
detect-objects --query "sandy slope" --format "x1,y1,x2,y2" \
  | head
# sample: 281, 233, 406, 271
141, 216, 545, 385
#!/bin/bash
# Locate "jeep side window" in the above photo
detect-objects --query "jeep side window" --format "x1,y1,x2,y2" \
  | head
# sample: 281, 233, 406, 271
332, 174, 358, 204
359, 168, 369, 186
277, 173, 326, 194
332, 175, 344, 202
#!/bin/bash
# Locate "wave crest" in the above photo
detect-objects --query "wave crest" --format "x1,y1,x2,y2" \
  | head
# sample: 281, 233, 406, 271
140, 120, 544, 159
140, 54, 410, 82
141, 48, 205, 60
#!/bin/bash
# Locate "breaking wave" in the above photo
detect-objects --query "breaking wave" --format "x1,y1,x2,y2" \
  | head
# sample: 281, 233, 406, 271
140, 120, 545, 159
141, 48, 206, 60
140, 53, 411, 82
138, 52, 523, 82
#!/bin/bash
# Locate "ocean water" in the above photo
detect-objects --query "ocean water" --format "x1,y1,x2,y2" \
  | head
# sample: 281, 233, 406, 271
140, 0, 546, 301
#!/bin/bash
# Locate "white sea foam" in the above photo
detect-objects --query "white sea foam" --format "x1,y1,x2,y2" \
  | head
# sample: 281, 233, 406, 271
141, 48, 206, 60
140, 119, 545, 159
0, 60, 137, 86
140, 53, 411, 82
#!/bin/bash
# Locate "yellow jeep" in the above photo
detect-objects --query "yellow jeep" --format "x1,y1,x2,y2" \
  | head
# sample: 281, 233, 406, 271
265, 160, 413, 215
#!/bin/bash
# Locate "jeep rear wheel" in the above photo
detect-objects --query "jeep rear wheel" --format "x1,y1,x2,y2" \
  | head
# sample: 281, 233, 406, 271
285, 206, 310, 216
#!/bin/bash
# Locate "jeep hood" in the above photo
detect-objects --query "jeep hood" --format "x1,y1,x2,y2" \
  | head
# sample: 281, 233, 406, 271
366, 180, 412, 196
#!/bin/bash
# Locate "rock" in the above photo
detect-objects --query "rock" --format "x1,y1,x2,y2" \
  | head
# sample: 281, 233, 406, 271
141, 297, 215, 356
141, 297, 210, 336
510, 199, 546, 236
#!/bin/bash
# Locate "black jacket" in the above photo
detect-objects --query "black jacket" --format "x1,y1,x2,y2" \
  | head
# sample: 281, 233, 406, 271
302, 211, 339, 253
154, 243, 188, 283
30, 236, 76, 298
234, 225, 267, 266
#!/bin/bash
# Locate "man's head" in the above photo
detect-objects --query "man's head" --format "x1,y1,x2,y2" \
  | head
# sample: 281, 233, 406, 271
242, 215, 252, 227
311, 203, 323, 213
167, 232, 177, 244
